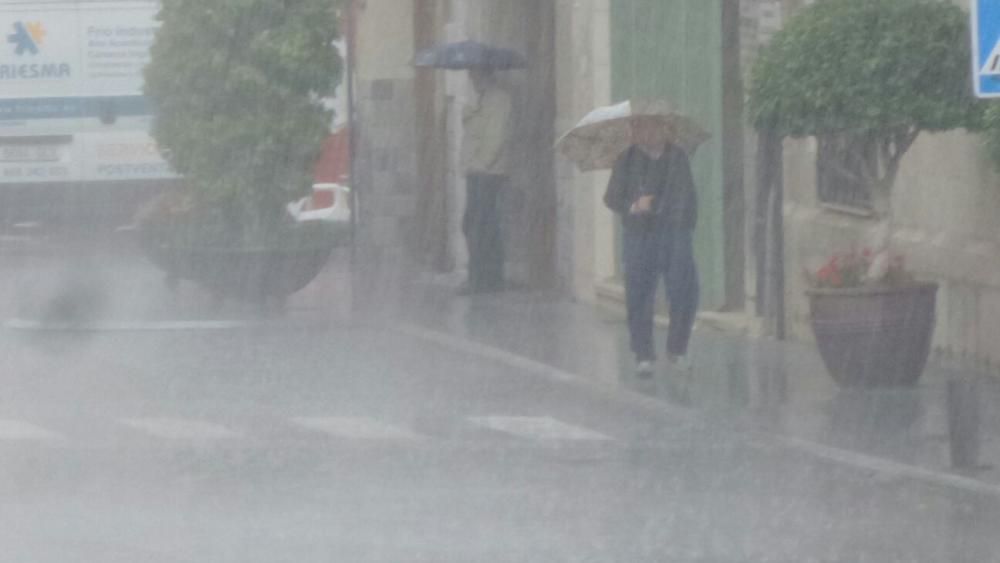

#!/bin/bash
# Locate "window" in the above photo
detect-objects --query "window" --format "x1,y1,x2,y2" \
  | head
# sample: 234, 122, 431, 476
816, 134, 874, 212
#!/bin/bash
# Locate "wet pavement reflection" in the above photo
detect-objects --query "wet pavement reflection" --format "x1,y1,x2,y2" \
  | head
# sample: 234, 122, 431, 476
403, 276, 1000, 483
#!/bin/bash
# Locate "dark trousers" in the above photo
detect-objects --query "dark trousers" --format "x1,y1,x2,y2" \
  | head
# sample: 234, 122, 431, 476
463, 173, 506, 290
623, 225, 699, 362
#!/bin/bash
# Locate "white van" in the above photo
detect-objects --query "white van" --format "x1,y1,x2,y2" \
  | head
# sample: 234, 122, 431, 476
0, 0, 176, 225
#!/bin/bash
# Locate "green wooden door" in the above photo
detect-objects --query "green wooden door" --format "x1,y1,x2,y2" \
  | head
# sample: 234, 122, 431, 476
610, 0, 726, 310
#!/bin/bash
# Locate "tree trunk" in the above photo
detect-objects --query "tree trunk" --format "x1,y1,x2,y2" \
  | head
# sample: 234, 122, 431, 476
865, 181, 894, 280
755, 125, 785, 339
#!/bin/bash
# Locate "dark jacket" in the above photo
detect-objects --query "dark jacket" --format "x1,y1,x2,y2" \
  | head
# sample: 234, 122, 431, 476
603, 143, 697, 233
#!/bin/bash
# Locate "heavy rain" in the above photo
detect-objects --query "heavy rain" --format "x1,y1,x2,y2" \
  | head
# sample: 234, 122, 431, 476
2, 0, 1000, 561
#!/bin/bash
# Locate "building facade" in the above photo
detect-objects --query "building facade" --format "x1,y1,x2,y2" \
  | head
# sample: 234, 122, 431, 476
349, 0, 1000, 373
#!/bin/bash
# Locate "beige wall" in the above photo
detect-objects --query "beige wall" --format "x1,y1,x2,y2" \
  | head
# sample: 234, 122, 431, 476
553, 0, 627, 380
355, 1, 415, 81
555, 0, 614, 301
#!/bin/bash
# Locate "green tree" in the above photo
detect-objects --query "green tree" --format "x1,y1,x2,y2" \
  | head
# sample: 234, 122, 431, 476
749, 0, 981, 216
144, 0, 343, 242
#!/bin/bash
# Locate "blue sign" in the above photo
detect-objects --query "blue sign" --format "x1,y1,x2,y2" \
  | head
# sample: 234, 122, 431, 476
974, 0, 1000, 98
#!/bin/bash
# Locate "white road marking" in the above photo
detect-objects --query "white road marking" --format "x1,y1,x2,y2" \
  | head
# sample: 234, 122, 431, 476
5, 319, 251, 332
469, 416, 612, 442
291, 417, 421, 441
0, 420, 61, 441
121, 419, 240, 441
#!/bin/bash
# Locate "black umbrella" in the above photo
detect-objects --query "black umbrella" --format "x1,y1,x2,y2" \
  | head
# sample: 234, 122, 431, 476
413, 40, 526, 71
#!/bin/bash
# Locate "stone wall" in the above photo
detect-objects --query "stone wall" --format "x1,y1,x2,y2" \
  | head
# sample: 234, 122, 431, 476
350, 1, 422, 311
354, 78, 419, 252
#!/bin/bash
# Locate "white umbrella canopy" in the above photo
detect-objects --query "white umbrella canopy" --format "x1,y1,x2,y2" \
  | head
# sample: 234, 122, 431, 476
556, 99, 710, 172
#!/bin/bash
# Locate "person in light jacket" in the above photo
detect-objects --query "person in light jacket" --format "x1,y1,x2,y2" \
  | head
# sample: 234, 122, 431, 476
460, 68, 512, 294
604, 117, 699, 377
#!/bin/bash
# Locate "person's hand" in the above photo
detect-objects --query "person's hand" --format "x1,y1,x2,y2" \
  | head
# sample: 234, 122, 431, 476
630, 195, 655, 215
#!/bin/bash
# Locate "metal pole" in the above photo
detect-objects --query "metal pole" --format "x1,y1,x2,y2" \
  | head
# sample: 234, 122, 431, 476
344, 0, 359, 264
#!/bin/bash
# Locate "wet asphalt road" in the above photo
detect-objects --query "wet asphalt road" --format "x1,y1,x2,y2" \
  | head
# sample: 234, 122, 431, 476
1, 239, 1000, 562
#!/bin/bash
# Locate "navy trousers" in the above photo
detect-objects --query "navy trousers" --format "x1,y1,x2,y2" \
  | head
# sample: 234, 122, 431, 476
463, 173, 506, 291
623, 225, 699, 362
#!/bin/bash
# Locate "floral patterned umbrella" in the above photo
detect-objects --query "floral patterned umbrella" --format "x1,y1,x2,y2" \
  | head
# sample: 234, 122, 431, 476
556, 99, 710, 172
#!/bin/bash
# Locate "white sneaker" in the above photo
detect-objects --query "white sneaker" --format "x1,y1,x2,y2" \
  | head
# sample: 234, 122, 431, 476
636, 360, 655, 378
668, 355, 693, 377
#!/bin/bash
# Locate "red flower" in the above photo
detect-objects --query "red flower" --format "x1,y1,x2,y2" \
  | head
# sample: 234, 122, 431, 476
810, 248, 909, 289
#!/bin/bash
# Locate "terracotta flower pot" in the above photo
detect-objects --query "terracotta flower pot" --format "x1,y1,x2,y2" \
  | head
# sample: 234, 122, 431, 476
807, 282, 938, 387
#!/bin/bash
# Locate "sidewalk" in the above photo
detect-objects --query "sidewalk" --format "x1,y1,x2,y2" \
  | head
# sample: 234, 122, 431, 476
400, 278, 1000, 487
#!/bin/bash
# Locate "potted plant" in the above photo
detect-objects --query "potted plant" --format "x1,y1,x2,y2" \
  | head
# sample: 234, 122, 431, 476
805, 249, 937, 386
139, 0, 344, 303
748, 0, 983, 386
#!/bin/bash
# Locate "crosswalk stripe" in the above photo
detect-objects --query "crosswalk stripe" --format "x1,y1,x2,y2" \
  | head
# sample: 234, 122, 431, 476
120, 419, 240, 440
291, 417, 421, 441
0, 420, 61, 441
468, 416, 612, 442
5, 319, 250, 332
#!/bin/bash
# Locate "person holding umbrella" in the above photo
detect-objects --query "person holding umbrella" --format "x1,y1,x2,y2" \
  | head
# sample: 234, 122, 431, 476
460, 67, 512, 294
557, 100, 707, 378
414, 41, 524, 294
